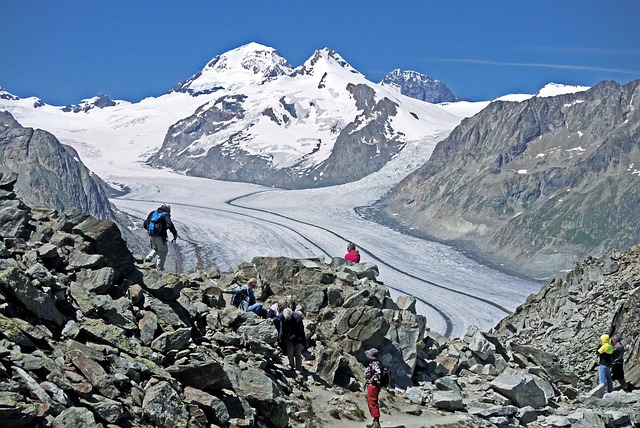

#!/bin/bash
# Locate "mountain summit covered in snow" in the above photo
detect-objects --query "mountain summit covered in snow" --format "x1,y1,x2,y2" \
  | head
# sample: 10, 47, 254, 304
0, 42, 484, 191
148, 43, 472, 189
170, 42, 295, 96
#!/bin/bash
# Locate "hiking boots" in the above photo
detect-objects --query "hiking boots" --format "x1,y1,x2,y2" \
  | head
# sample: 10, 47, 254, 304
366, 422, 381, 428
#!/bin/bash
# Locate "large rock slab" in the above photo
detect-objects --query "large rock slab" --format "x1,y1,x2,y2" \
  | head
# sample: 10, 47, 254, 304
0, 267, 64, 325
72, 217, 138, 282
224, 363, 288, 428
167, 360, 232, 390
490, 367, 554, 408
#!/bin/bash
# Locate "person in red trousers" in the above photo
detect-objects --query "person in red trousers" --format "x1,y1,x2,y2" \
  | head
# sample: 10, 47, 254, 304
364, 348, 382, 428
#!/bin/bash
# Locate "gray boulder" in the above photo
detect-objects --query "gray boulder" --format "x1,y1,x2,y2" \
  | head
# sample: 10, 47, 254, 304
314, 348, 356, 389
72, 217, 139, 282
78, 394, 125, 424
75, 267, 115, 294
0, 391, 39, 428
167, 360, 232, 390
150, 327, 192, 353
490, 367, 554, 408
432, 389, 464, 411
144, 270, 186, 300
238, 320, 279, 344
464, 324, 496, 361
225, 363, 288, 428
335, 307, 390, 353
52, 406, 102, 428
0, 196, 32, 240
0, 267, 64, 325
142, 380, 189, 428
183, 386, 230, 426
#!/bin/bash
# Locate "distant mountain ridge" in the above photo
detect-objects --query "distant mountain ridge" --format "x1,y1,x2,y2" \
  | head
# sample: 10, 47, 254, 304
376, 79, 640, 279
0, 42, 613, 278
380, 69, 465, 103
61, 93, 119, 113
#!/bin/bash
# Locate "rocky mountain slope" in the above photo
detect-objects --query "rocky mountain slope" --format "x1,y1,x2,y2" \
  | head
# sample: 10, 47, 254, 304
380, 69, 464, 104
1, 171, 639, 427
376, 79, 640, 279
493, 245, 640, 395
0, 112, 114, 220
0, 112, 145, 254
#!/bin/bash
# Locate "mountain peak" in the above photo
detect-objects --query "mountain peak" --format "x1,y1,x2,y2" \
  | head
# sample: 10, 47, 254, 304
381, 69, 461, 103
309, 47, 357, 71
291, 47, 360, 79
0, 87, 20, 102
61, 93, 118, 113
171, 43, 293, 96
204, 43, 292, 74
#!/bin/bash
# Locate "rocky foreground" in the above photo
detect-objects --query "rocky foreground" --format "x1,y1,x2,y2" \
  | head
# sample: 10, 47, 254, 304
0, 169, 639, 428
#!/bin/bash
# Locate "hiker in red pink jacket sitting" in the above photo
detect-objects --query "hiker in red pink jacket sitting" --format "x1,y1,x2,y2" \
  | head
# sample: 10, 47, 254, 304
345, 242, 360, 263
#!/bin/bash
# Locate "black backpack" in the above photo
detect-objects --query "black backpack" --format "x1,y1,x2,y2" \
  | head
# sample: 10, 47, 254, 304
145, 210, 167, 236
230, 287, 249, 309
380, 364, 390, 387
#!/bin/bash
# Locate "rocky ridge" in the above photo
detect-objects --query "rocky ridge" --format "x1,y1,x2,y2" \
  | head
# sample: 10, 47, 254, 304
0, 111, 145, 254
380, 70, 464, 104
61, 94, 119, 114
493, 246, 640, 395
1, 171, 640, 427
377, 79, 640, 279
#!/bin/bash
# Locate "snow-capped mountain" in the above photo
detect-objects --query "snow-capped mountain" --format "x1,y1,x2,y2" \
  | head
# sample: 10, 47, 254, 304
0, 43, 588, 192
492, 82, 590, 103
170, 42, 294, 96
535, 82, 590, 98
149, 44, 476, 189
380, 69, 464, 103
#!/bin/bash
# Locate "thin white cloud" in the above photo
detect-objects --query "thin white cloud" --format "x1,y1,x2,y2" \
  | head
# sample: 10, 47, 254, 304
428, 58, 640, 76
522, 46, 640, 57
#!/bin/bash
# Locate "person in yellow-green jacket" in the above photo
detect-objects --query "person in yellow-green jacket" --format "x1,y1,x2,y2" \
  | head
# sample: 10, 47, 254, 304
597, 334, 614, 392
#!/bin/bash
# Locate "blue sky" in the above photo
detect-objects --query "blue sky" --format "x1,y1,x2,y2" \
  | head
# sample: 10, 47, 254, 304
2, 1, 639, 105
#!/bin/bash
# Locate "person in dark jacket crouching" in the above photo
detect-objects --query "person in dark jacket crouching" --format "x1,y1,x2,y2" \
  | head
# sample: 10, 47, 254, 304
273, 308, 305, 373
611, 336, 628, 391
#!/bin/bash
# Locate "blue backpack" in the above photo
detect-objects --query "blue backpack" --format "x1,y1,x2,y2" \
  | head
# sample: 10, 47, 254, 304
146, 210, 167, 236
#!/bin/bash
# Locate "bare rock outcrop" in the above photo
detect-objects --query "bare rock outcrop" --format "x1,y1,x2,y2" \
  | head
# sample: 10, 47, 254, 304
2, 171, 640, 427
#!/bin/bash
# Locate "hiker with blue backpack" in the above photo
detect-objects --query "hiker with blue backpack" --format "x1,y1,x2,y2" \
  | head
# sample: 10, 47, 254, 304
223, 278, 268, 317
143, 204, 178, 271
